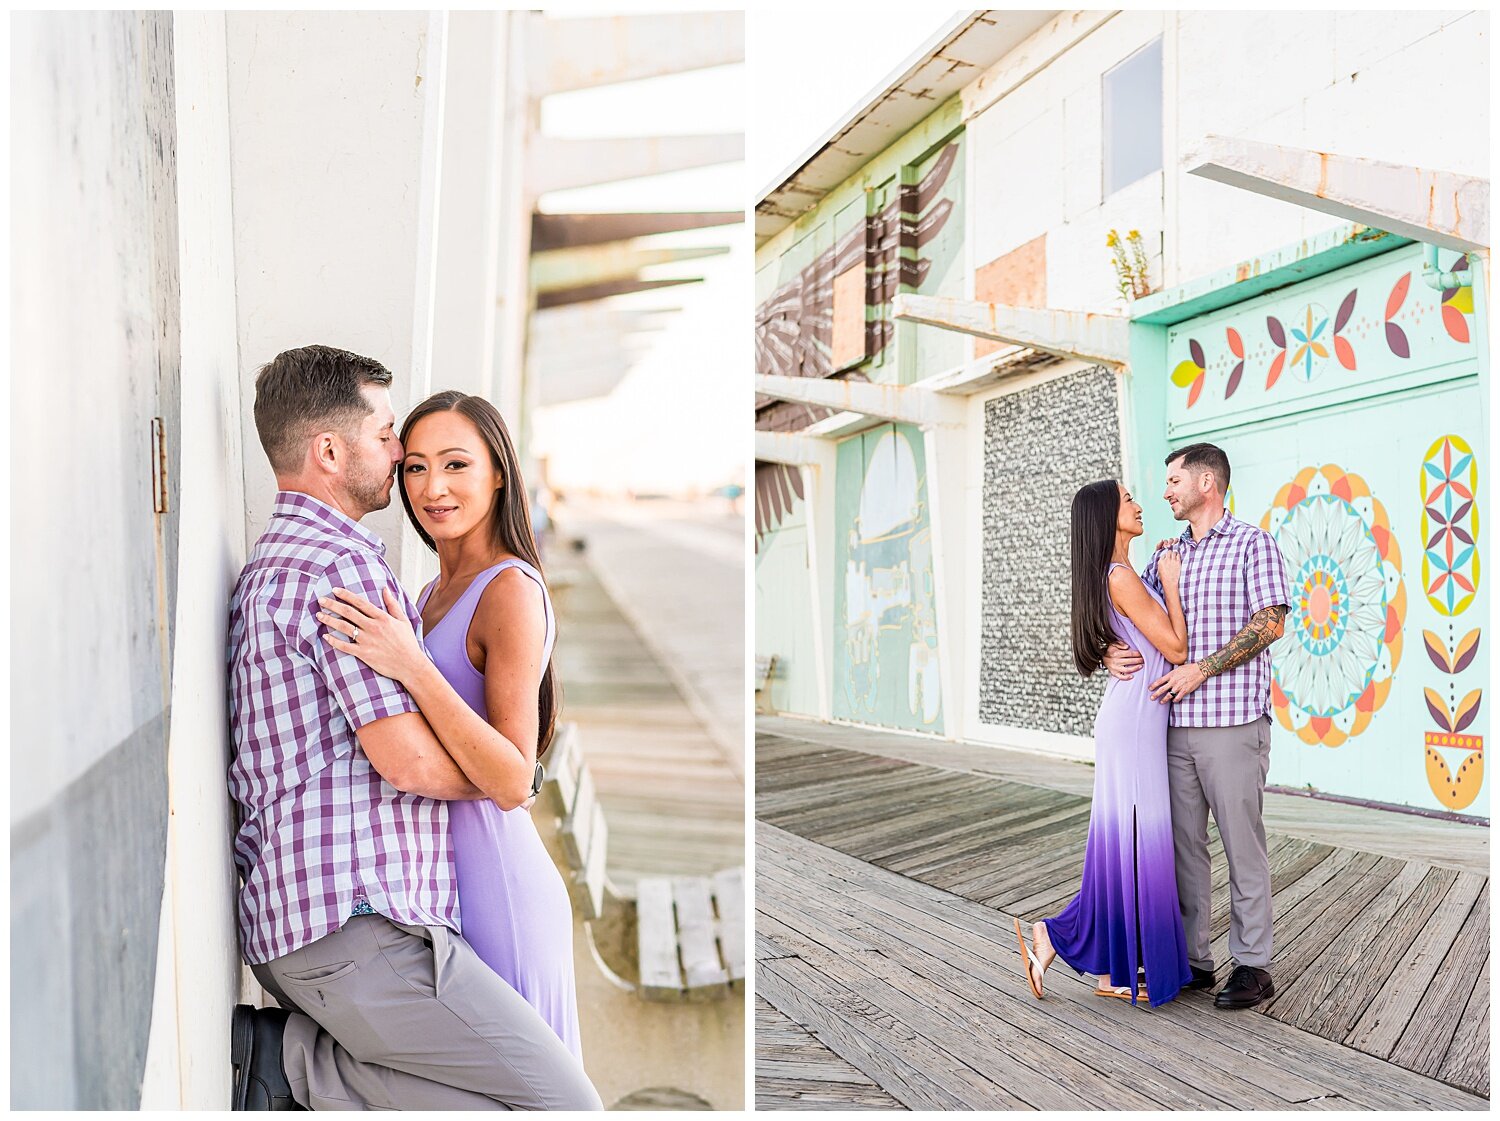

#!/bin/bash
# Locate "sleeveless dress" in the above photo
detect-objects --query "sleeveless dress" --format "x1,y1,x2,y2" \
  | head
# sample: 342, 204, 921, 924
418, 559, 583, 1058
1042, 563, 1194, 1007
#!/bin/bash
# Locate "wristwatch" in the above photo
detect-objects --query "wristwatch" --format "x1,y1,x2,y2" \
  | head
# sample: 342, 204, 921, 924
529, 760, 545, 799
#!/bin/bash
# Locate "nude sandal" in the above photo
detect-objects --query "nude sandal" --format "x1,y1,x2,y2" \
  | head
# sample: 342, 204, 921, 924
1014, 917, 1046, 999
1093, 982, 1149, 1003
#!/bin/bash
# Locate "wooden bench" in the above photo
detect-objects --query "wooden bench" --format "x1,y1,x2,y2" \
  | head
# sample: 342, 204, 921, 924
753, 654, 777, 714
540, 722, 744, 999
535, 722, 745, 1107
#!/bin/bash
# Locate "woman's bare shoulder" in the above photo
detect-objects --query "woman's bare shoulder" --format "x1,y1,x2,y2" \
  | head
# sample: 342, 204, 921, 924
471, 564, 545, 643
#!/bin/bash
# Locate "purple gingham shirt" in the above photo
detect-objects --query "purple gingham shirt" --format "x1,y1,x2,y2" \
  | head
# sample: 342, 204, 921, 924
228, 492, 459, 964
1143, 511, 1290, 728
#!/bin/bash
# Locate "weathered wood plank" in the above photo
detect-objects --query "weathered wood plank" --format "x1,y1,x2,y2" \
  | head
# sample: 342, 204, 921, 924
1346, 871, 1487, 1058
635, 876, 682, 999
758, 821, 1487, 1110
757, 730, 1491, 1105
758, 958, 1003, 1110
1390, 881, 1489, 1077
755, 995, 906, 1110
1438, 953, 1489, 1097
673, 875, 729, 993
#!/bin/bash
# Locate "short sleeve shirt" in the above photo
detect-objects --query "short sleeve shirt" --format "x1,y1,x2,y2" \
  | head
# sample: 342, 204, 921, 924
1143, 511, 1290, 728
227, 492, 459, 964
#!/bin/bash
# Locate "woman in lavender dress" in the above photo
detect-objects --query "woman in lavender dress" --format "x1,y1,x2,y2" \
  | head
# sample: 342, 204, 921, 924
315, 391, 586, 1062
1014, 480, 1194, 1008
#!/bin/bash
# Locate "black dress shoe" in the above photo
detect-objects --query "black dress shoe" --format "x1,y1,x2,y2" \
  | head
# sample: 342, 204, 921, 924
1215, 965, 1274, 1009
1185, 965, 1217, 990
231, 1005, 304, 1110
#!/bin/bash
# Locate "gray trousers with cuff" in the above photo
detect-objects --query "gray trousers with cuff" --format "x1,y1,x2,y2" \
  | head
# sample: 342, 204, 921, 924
252, 913, 602, 1110
1166, 717, 1274, 971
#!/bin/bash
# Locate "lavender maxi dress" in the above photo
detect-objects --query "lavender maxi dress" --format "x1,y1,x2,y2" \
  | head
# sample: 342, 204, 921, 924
1043, 563, 1194, 1007
418, 559, 583, 1057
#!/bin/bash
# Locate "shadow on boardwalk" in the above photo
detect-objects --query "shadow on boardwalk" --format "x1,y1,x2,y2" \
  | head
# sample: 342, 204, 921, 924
755, 720, 1489, 1111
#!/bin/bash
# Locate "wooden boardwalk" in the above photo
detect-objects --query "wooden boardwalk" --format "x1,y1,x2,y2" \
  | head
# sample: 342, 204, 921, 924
547, 539, 744, 894
755, 727, 1488, 1110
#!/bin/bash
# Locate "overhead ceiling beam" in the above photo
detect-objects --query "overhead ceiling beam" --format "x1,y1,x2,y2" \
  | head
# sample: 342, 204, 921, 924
530, 133, 744, 196
754, 430, 835, 471
1187, 135, 1489, 253
534, 276, 700, 310
531, 210, 742, 252
753, 373, 964, 427
530, 243, 727, 293
529, 13, 743, 97
892, 295, 1131, 368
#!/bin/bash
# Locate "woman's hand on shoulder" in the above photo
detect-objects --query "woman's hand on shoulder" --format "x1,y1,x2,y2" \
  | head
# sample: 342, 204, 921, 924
318, 585, 426, 682
1157, 544, 1182, 589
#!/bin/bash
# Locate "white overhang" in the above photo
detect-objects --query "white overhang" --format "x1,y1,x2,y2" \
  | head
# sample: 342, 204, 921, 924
755, 9, 1058, 247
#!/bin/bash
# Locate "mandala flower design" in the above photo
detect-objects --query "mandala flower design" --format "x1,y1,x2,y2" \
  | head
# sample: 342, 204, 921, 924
1288, 304, 1331, 382
1262, 465, 1405, 747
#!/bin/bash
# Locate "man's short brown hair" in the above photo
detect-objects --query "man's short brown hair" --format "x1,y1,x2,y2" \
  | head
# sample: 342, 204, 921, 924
1166, 441, 1231, 494
253, 345, 394, 473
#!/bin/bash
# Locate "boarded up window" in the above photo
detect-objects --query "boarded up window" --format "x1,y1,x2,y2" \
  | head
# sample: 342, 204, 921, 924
973, 234, 1047, 358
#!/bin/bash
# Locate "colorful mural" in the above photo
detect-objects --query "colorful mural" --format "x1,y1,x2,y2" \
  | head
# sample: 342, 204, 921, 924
753, 142, 960, 385
1419, 434, 1483, 810
1262, 465, 1404, 748
833, 424, 942, 732
1159, 242, 1486, 816
1165, 247, 1476, 431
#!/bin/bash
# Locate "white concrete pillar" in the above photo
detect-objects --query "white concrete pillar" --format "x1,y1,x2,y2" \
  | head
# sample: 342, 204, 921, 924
224, 11, 450, 592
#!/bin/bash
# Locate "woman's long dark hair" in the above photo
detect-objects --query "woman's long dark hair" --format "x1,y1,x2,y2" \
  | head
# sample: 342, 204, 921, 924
1070, 479, 1124, 677
399, 391, 560, 757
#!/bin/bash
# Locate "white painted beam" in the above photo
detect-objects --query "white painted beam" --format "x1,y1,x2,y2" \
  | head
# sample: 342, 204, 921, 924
754, 373, 964, 427
892, 295, 1131, 367
530, 13, 743, 96
1187, 135, 1489, 253
755, 430, 835, 471
530, 133, 744, 196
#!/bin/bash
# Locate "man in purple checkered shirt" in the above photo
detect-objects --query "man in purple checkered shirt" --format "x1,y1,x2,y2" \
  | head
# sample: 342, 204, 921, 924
1103, 443, 1289, 1011
226, 346, 599, 1110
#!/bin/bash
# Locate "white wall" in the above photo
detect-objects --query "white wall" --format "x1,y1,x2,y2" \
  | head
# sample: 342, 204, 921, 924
965, 10, 1489, 308
224, 10, 450, 594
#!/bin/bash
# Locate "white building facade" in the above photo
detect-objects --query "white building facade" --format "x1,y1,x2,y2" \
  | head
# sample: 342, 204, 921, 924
755, 11, 1489, 814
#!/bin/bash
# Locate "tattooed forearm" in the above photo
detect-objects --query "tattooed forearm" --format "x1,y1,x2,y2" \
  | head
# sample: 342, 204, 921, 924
1198, 605, 1287, 678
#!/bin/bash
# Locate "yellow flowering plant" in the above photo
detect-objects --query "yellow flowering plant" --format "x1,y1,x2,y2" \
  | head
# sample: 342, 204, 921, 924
1107, 228, 1153, 299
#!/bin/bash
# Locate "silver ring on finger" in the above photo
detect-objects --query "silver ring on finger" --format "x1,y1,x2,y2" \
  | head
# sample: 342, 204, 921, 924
350, 626, 360, 643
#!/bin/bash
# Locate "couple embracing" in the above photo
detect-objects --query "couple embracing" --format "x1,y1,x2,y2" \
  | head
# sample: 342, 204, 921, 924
227, 345, 602, 1109
1016, 443, 1290, 1012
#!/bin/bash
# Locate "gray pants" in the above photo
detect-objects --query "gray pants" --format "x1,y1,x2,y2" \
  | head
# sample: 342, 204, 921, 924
1166, 718, 1273, 970
252, 914, 602, 1110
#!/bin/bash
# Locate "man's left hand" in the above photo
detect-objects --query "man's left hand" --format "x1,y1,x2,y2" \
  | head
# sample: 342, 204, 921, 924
1150, 662, 1208, 705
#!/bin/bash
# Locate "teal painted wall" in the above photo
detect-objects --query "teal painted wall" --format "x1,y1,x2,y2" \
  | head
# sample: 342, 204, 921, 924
1142, 243, 1486, 816
832, 423, 943, 732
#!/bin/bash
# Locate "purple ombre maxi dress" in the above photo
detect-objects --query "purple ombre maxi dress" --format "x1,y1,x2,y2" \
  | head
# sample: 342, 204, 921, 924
418, 559, 583, 1057
1043, 563, 1194, 1007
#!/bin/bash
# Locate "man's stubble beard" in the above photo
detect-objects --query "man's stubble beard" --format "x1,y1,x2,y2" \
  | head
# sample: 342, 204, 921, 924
346, 457, 395, 518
